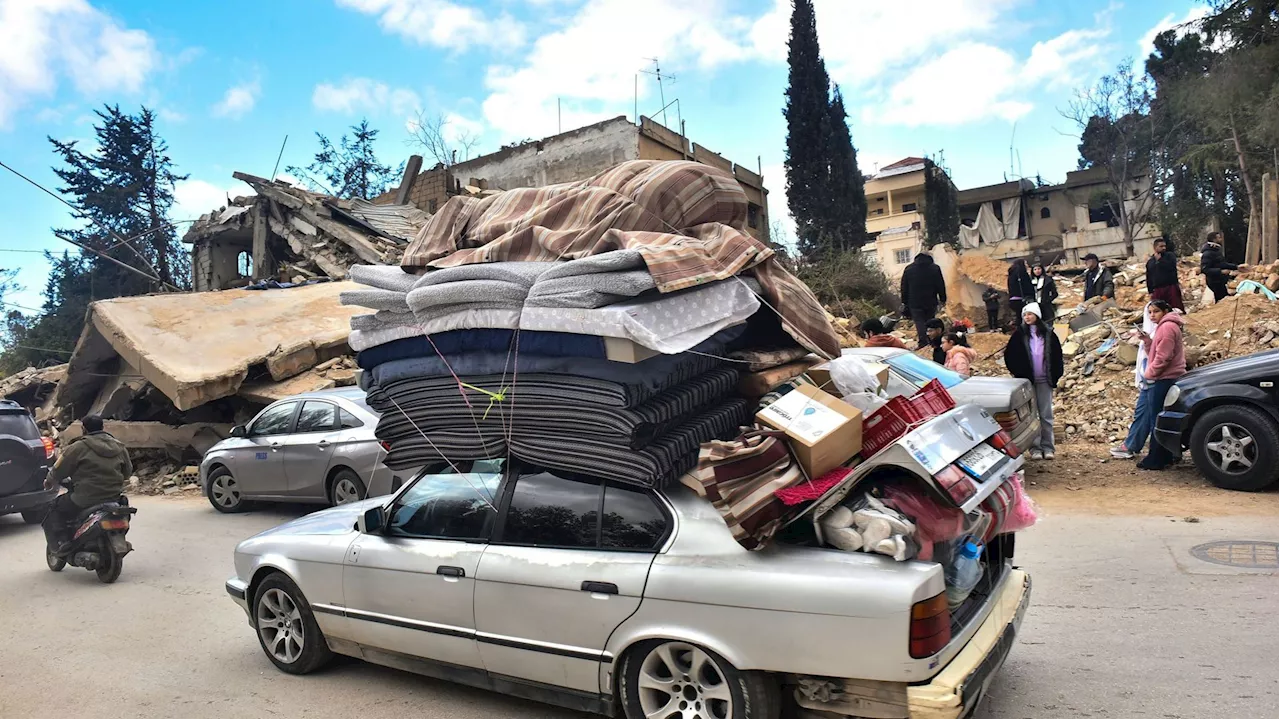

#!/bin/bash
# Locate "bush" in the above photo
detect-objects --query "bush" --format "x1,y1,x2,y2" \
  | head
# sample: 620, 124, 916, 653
792, 249, 893, 319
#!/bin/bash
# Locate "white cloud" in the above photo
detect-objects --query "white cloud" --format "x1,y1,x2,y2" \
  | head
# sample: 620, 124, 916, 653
1137, 6, 1210, 65
313, 77, 420, 117
481, 0, 754, 138
0, 0, 158, 128
875, 44, 1034, 127
212, 80, 259, 119
336, 0, 524, 51
158, 107, 186, 123
1023, 27, 1109, 88
172, 179, 253, 223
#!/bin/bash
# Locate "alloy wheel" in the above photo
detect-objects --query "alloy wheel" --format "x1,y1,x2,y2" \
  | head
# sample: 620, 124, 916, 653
637, 641, 733, 719
1205, 423, 1256, 474
332, 477, 362, 505
257, 588, 305, 664
211, 474, 240, 508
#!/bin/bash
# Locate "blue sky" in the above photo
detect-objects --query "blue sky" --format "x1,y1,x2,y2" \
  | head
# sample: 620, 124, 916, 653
0, 0, 1206, 311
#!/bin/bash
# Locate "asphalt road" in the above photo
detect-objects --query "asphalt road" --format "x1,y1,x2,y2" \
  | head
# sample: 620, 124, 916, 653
0, 496, 1274, 719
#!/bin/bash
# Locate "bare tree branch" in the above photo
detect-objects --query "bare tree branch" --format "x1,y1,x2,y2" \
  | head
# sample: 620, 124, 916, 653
406, 110, 482, 167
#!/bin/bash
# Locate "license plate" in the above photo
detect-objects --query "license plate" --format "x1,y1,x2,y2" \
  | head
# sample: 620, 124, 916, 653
958, 443, 1005, 478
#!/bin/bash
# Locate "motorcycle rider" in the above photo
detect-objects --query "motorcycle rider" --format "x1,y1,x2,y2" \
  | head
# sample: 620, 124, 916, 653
43, 415, 132, 551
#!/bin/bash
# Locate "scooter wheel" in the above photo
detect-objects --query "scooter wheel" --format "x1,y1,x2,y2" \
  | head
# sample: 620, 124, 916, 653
46, 545, 66, 572
95, 538, 122, 584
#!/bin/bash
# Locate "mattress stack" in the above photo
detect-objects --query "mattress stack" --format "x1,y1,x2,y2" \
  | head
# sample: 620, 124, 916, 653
344, 257, 757, 487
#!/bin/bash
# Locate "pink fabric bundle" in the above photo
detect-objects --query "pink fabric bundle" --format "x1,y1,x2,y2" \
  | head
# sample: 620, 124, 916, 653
882, 484, 967, 561
773, 467, 853, 506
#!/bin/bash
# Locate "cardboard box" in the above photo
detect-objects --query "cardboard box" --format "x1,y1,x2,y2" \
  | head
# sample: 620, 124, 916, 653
756, 384, 863, 479
805, 361, 889, 394
603, 337, 659, 363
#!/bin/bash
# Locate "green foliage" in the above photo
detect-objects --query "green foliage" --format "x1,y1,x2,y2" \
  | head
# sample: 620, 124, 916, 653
793, 249, 892, 319
923, 161, 959, 248
287, 119, 402, 200
783, 0, 866, 259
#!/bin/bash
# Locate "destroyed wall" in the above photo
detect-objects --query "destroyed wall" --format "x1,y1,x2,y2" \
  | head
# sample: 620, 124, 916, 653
449, 116, 639, 190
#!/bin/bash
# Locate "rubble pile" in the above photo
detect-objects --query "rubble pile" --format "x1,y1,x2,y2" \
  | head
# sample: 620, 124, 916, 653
0, 363, 66, 422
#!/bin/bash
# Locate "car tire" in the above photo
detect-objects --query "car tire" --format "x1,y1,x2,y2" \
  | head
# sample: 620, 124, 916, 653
618, 640, 780, 719
207, 467, 247, 513
328, 468, 366, 506
253, 573, 334, 675
21, 508, 47, 524
1189, 405, 1278, 492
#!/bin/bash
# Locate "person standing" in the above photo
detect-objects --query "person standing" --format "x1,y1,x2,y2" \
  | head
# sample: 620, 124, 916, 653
1145, 238, 1184, 311
1130, 300, 1187, 469
1003, 302, 1064, 460
1030, 263, 1059, 326
1007, 259, 1034, 321
1081, 253, 1115, 301
1200, 231, 1247, 303
982, 285, 1002, 332
900, 253, 947, 349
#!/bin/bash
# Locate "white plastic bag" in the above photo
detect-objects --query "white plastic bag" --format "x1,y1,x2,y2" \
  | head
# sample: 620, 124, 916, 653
843, 391, 888, 415
828, 356, 882, 397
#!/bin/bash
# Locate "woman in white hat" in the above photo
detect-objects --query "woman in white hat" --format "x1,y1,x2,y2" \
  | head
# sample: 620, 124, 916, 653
1003, 302, 1064, 460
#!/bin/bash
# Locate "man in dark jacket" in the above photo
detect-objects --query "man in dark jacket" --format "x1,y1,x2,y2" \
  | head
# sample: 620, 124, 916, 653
1081, 253, 1115, 301
900, 253, 947, 348
1145, 238, 1184, 311
43, 415, 132, 549
982, 286, 1002, 331
1200, 231, 1247, 303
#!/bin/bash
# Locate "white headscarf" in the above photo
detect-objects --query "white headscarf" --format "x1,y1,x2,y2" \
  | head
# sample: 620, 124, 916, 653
1135, 302, 1156, 389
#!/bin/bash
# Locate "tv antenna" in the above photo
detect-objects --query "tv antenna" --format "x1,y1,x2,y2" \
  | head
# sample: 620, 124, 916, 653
640, 58, 676, 127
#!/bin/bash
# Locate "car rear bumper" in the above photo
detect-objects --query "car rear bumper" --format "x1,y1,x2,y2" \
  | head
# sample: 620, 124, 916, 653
906, 569, 1031, 719
1154, 411, 1190, 453
1009, 419, 1039, 453
0, 487, 56, 515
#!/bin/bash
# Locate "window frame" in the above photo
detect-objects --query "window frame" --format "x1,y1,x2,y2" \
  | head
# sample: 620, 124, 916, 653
894, 248, 912, 265
901, 202, 917, 212
248, 401, 299, 437
383, 461, 506, 543
294, 400, 339, 434
338, 407, 364, 429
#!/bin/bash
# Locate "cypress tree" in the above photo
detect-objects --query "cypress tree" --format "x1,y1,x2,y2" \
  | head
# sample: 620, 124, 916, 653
823, 86, 866, 251
783, 0, 833, 258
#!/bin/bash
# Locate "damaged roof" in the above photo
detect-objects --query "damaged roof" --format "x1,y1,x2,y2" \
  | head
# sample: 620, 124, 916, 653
54, 281, 363, 413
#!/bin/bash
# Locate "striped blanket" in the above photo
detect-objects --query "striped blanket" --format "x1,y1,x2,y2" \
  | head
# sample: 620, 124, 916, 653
400, 160, 837, 357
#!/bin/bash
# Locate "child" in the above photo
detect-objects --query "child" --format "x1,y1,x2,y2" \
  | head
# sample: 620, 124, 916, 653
942, 333, 978, 378
982, 286, 1001, 332
859, 318, 909, 349
1003, 302, 1064, 460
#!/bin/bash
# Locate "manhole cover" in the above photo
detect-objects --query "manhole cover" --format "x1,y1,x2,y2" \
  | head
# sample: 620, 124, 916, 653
1190, 540, 1279, 569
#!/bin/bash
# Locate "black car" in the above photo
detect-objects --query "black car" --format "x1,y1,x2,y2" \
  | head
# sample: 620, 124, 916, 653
0, 399, 55, 522
1155, 349, 1278, 491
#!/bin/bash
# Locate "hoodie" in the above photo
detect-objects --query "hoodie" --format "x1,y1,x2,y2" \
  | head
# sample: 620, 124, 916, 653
49, 431, 133, 507
944, 345, 979, 378
1143, 312, 1187, 381
900, 253, 947, 311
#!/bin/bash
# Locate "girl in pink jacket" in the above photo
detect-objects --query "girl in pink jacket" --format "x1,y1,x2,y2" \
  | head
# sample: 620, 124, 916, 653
942, 333, 979, 378
1134, 300, 1187, 470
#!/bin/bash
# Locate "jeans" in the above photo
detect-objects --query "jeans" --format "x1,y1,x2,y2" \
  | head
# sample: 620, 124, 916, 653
910, 306, 936, 348
1124, 378, 1175, 453
986, 308, 1000, 331
1138, 379, 1180, 468
1033, 381, 1055, 453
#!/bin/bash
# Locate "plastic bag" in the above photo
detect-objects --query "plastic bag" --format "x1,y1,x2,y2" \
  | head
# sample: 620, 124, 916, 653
1001, 475, 1040, 533
883, 484, 967, 561
818, 505, 863, 551
843, 391, 889, 415
828, 356, 883, 397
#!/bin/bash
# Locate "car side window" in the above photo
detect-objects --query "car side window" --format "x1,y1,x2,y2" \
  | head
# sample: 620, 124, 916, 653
339, 408, 363, 429
249, 402, 296, 437
387, 460, 504, 541
296, 401, 336, 433
601, 484, 668, 551
499, 469, 601, 549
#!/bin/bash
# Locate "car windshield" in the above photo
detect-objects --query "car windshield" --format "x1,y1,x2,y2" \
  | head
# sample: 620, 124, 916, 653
885, 352, 965, 389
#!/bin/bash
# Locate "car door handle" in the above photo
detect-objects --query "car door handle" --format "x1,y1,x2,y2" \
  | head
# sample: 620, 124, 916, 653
316, 440, 330, 449
270, 442, 280, 451
581, 581, 618, 595
437, 566, 465, 578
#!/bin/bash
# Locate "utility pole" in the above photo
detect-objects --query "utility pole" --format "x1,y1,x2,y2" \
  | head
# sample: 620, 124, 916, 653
640, 58, 675, 127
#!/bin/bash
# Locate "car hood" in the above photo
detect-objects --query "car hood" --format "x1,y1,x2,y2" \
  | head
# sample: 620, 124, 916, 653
252, 497, 385, 538
1176, 349, 1279, 389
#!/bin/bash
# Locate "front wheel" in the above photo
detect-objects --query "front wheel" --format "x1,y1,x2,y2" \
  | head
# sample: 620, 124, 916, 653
253, 573, 333, 675
96, 537, 122, 583
1190, 405, 1278, 492
618, 640, 779, 719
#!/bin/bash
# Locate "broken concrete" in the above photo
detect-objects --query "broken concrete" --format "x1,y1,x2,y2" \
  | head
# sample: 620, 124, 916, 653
61, 420, 232, 458
0, 363, 67, 421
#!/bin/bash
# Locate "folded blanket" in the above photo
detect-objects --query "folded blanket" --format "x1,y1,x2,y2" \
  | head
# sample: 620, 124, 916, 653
412, 261, 555, 288
350, 311, 417, 332
349, 264, 421, 293
407, 280, 532, 312
356, 330, 608, 369
350, 325, 426, 353
340, 288, 410, 312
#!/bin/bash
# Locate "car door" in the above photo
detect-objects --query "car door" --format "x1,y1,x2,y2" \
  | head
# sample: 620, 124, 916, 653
473, 467, 668, 694
279, 400, 341, 500
341, 460, 504, 670
238, 401, 298, 497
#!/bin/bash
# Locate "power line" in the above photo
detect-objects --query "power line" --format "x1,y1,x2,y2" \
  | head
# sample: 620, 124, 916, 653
0, 300, 45, 313
9, 344, 73, 355
0, 248, 48, 253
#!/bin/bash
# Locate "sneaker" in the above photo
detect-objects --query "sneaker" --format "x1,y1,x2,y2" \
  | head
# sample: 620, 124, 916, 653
1109, 446, 1134, 459
1043, 450, 1055, 460
1028, 449, 1044, 460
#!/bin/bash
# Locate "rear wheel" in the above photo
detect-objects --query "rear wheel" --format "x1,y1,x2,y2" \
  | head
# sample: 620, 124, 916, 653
45, 544, 65, 572
95, 537, 122, 583
619, 640, 779, 719
21, 508, 46, 524
207, 467, 247, 513
1190, 405, 1278, 492
328, 468, 366, 506
253, 573, 333, 675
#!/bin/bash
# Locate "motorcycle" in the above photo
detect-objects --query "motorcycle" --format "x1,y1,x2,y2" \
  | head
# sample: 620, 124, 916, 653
42, 479, 137, 584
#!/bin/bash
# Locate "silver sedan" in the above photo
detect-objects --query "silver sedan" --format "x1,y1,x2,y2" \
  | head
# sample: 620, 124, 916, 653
200, 388, 413, 512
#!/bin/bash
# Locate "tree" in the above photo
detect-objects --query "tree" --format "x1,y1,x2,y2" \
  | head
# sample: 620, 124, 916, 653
406, 110, 482, 167
783, 0, 834, 258
823, 87, 867, 251
286, 119, 402, 199
923, 160, 960, 248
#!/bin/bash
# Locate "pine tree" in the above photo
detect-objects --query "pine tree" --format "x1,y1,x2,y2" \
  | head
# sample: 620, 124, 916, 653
823, 86, 866, 251
783, 0, 834, 257
287, 119, 402, 200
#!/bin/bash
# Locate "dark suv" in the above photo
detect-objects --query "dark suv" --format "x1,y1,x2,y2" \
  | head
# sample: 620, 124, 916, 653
1155, 349, 1278, 492
0, 399, 55, 522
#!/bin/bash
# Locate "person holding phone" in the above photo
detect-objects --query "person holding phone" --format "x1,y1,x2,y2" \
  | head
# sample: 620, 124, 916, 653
1110, 300, 1186, 467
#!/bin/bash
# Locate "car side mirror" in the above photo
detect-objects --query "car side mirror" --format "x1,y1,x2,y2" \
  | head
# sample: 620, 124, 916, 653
230, 425, 247, 438
357, 506, 385, 534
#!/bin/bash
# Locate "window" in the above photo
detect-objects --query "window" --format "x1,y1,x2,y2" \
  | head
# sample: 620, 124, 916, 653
1040, 207, 1051, 219
601, 484, 667, 550
901, 202, 917, 212
237, 251, 253, 278
874, 208, 885, 216
250, 402, 295, 436
884, 353, 965, 389
339, 408, 363, 429
295, 401, 336, 433
427, 198, 438, 214
894, 249, 912, 265
1088, 203, 1118, 227
500, 469, 601, 548
747, 203, 760, 229
388, 460, 504, 540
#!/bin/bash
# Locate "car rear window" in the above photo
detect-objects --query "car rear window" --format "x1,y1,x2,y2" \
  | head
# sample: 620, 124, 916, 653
886, 353, 965, 389
0, 410, 39, 440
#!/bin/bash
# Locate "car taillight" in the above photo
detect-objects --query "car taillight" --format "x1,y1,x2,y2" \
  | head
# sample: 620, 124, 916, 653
379, 440, 391, 452
910, 592, 951, 658
100, 518, 129, 531
42, 437, 55, 459
989, 429, 1021, 458
933, 465, 976, 504
993, 410, 1018, 430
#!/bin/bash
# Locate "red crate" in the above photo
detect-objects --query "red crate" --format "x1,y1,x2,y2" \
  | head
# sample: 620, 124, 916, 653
860, 380, 958, 457
910, 378, 956, 417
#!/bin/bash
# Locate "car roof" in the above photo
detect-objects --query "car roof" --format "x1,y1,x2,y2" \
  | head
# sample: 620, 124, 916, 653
288, 386, 367, 402
839, 347, 908, 361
